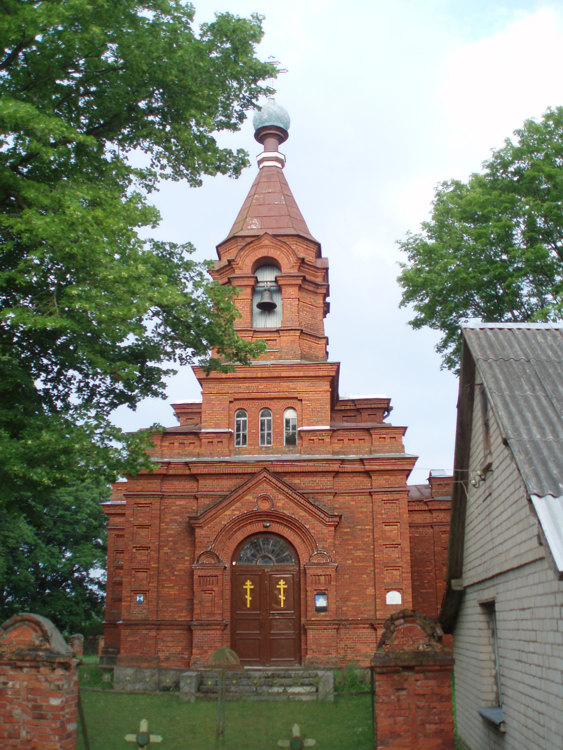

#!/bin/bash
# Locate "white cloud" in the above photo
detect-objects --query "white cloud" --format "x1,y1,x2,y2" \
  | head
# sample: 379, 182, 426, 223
114, 0, 563, 484
440, 8, 563, 171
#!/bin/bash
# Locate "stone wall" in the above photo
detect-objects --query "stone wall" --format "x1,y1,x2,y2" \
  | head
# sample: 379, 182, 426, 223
0, 613, 78, 750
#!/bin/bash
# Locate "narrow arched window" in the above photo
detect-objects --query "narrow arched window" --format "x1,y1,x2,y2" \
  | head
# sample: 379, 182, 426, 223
259, 408, 272, 446
234, 409, 248, 447
284, 408, 297, 446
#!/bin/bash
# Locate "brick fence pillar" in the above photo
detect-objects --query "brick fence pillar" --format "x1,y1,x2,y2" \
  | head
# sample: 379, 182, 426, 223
0, 613, 79, 750
69, 633, 84, 657
372, 610, 454, 750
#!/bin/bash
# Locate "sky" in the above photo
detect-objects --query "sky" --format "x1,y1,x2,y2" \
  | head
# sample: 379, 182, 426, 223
113, 0, 563, 484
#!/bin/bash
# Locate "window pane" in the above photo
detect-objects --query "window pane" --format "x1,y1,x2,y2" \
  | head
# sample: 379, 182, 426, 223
284, 408, 297, 446
259, 408, 272, 446
235, 409, 247, 447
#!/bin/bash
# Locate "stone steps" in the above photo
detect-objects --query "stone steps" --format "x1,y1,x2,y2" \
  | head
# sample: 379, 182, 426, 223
180, 668, 333, 702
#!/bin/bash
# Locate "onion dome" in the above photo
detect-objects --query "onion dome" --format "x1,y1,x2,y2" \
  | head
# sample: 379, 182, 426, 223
253, 98, 291, 134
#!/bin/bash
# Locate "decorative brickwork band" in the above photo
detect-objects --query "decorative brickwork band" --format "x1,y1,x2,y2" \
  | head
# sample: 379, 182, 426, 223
372, 610, 455, 750
0, 613, 79, 750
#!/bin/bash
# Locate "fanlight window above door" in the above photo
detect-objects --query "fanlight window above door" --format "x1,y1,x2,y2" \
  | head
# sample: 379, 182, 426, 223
237, 534, 295, 565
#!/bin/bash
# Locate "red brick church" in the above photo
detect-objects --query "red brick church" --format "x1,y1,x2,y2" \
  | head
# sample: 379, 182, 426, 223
102, 101, 450, 675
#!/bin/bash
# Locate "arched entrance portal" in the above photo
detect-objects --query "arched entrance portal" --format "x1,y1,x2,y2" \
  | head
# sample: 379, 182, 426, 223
231, 534, 300, 666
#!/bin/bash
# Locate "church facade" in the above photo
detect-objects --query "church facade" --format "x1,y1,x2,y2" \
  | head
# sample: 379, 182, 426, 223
102, 102, 450, 673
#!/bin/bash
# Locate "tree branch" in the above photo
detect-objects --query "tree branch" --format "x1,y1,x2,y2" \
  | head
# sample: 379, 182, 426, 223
0, 38, 35, 71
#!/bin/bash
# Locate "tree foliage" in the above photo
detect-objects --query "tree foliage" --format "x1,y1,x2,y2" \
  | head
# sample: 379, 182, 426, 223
398, 107, 563, 371
0, 0, 275, 626
1, 0, 275, 494
0, 478, 108, 635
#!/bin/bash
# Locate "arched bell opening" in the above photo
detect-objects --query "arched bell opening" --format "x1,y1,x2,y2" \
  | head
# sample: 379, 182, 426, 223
231, 533, 300, 666
252, 264, 282, 327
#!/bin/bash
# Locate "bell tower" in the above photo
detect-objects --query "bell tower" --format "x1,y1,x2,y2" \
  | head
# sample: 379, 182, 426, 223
211, 100, 330, 362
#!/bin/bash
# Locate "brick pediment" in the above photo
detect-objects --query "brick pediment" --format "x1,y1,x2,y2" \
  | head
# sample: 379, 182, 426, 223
190, 468, 340, 566
191, 468, 339, 531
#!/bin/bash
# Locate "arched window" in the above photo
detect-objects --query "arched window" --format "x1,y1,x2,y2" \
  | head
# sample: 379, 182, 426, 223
234, 409, 248, 447
284, 408, 297, 446
252, 264, 282, 328
237, 534, 295, 565
259, 408, 272, 446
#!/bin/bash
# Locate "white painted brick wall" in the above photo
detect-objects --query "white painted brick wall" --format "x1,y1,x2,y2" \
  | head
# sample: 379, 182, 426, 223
455, 561, 563, 749
454, 373, 563, 750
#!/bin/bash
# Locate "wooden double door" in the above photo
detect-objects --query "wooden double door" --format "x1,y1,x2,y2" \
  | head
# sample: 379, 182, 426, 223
231, 566, 300, 666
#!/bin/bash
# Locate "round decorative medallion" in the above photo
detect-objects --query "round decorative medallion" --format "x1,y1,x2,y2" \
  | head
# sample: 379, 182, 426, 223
256, 494, 274, 510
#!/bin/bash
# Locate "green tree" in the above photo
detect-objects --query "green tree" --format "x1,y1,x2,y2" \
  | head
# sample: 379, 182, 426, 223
0, 478, 108, 635
398, 107, 563, 371
0, 0, 275, 625
1, 0, 275, 498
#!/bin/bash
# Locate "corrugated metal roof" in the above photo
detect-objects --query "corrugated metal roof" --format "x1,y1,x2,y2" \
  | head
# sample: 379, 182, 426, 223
463, 323, 563, 499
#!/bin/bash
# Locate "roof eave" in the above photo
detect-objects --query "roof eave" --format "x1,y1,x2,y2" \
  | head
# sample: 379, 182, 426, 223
439, 337, 476, 633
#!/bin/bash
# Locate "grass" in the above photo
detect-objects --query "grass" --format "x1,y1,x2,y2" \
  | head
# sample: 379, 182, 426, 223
78, 661, 114, 690
77, 691, 372, 750
333, 664, 370, 694
80, 654, 102, 664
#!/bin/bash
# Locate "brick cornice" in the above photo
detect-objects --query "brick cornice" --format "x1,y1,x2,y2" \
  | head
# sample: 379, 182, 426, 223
192, 360, 340, 382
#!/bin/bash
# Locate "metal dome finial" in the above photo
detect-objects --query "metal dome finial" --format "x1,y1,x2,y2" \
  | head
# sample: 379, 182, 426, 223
253, 98, 290, 134
253, 99, 290, 169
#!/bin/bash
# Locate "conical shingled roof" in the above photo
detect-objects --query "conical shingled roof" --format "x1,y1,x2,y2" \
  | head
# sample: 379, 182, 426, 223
225, 99, 317, 243
226, 164, 316, 241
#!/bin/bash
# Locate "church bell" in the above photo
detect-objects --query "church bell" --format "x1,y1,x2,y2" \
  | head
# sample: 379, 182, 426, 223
256, 285, 277, 312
